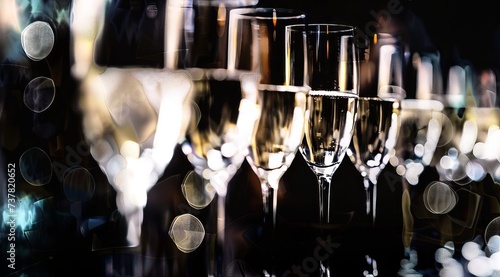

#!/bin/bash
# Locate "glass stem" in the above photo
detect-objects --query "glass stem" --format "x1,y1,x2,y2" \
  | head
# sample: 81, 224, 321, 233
212, 194, 225, 277
317, 175, 332, 277
363, 177, 378, 276
317, 175, 332, 224
363, 177, 377, 224
261, 181, 277, 229
217, 194, 226, 246
261, 181, 278, 277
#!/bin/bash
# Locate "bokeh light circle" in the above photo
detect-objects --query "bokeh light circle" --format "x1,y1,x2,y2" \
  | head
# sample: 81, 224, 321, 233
21, 21, 55, 61
423, 181, 457, 214
19, 147, 53, 186
169, 213, 205, 253
485, 216, 500, 253
24, 76, 56, 113
467, 256, 493, 277
181, 170, 215, 210
63, 167, 96, 202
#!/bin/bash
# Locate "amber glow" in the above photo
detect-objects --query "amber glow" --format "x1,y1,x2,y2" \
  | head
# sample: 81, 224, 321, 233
0, 0, 21, 33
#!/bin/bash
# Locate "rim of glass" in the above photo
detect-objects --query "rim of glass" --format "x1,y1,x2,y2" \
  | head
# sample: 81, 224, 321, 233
193, 0, 257, 6
258, 83, 310, 93
308, 90, 359, 98
401, 99, 444, 111
357, 96, 399, 101
229, 7, 306, 20
286, 23, 356, 33
378, 85, 407, 100
169, 0, 258, 7
187, 67, 260, 81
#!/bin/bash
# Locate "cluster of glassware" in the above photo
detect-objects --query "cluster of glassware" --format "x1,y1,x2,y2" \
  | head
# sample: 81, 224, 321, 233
163, 5, 401, 276
70, 0, 499, 276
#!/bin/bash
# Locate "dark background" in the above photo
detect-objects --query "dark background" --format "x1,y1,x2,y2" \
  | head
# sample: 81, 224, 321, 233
259, 0, 500, 69
257, 0, 500, 102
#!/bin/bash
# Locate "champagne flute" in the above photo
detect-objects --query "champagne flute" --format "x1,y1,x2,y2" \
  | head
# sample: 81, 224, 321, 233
286, 23, 359, 277
169, 0, 260, 216
286, 24, 360, 225
180, 68, 260, 275
165, 1, 260, 274
347, 95, 401, 221
349, 32, 406, 222
249, 83, 309, 227
346, 95, 402, 277
227, 7, 308, 229
181, 68, 260, 215
347, 33, 405, 275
